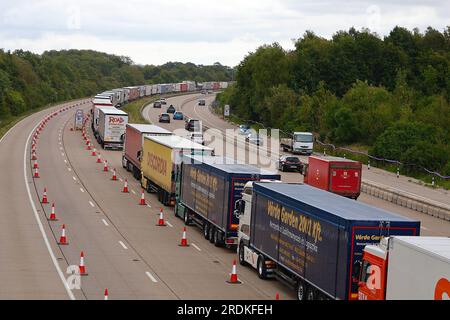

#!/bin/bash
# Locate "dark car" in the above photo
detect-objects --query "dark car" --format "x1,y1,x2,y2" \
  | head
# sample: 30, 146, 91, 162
277, 156, 303, 172
153, 101, 162, 108
198, 99, 206, 106
185, 118, 201, 131
167, 105, 176, 113
159, 113, 171, 123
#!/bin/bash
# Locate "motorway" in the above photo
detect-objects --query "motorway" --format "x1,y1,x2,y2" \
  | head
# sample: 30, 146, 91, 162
0, 92, 448, 300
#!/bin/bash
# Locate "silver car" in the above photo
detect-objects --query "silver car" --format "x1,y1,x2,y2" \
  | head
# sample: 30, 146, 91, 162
246, 133, 263, 146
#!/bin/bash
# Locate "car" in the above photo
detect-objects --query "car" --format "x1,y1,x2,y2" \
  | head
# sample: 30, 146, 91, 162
185, 118, 202, 132
198, 99, 206, 106
189, 132, 204, 145
159, 113, 171, 123
201, 90, 207, 94
277, 156, 303, 172
160, 98, 167, 105
153, 101, 162, 108
173, 111, 184, 120
167, 105, 176, 113
239, 124, 250, 135
245, 132, 263, 146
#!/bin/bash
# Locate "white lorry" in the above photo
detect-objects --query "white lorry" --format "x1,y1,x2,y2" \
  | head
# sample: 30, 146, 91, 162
97, 107, 129, 150
357, 236, 450, 300
280, 132, 314, 155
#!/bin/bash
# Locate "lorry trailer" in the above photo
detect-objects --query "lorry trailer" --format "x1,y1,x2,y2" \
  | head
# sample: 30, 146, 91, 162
304, 156, 362, 199
357, 236, 450, 300
97, 108, 129, 150
175, 155, 280, 247
140, 135, 213, 206
122, 124, 172, 180
236, 182, 420, 300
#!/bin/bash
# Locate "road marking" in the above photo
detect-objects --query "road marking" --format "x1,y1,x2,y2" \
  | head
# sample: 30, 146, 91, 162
72, 176, 77, 181
147, 204, 152, 208
89, 201, 95, 208
166, 221, 173, 228
421, 226, 429, 231
145, 271, 158, 283
102, 219, 109, 226
119, 241, 128, 250
64, 159, 67, 163
80, 187, 85, 193
23, 122, 75, 300
131, 190, 136, 195
68, 167, 72, 172
61, 152, 65, 156
119, 178, 123, 182
192, 243, 202, 252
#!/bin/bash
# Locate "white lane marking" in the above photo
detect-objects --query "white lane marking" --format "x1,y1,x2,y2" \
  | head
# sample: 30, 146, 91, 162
72, 176, 77, 181
192, 243, 202, 252
89, 201, 95, 208
64, 159, 67, 163
119, 241, 128, 250
147, 204, 152, 208
166, 221, 173, 228
421, 226, 429, 231
80, 188, 85, 193
59, 147, 63, 150
23, 122, 76, 300
68, 168, 72, 172
61, 153, 65, 156
131, 190, 136, 195
145, 272, 158, 283
102, 219, 109, 226
119, 178, 123, 182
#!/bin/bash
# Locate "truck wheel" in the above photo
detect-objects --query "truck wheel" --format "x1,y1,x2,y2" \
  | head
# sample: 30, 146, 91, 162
213, 229, 222, 247
307, 287, 316, 300
257, 255, 268, 279
208, 226, 215, 243
203, 222, 209, 239
238, 243, 248, 266
183, 210, 191, 225
297, 281, 306, 301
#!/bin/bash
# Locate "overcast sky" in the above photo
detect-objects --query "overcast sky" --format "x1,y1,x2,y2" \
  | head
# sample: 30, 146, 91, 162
0, 0, 448, 66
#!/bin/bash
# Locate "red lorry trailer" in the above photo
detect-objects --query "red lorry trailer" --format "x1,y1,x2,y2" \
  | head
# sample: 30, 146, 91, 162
304, 156, 362, 200
122, 124, 172, 180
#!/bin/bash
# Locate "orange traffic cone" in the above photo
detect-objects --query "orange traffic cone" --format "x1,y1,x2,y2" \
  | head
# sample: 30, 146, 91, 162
179, 227, 189, 247
58, 224, 68, 245
103, 160, 108, 172
156, 208, 166, 226
139, 189, 146, 206
49, 203, 57, 221
34, 167, 40, 178
111, 168, 117, 181
32, 151, 37, 160
91, 148, 97, 156
104, 288, 109, 300
227, 260, 241, 284
87, 142, 92, 150
33, 160, 39, 169
79, 251, 88, 276
97, 153, 102, 163
86, 139, 90, 146
42, 188, 48, 204
122, 179, 129, 193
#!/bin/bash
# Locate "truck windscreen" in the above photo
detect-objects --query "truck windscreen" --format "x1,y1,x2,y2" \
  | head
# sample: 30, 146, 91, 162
294, 134, 313, 143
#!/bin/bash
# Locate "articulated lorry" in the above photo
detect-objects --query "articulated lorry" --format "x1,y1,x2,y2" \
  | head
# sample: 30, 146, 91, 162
97, 108, 128, 150
280, 132, 314, 155
357, 236, 450, 300
140, 135, 213, 206
122, 124, 172, 180
304, 156, 362, 200
236, 182, 420, 300
175, 155, 280, 248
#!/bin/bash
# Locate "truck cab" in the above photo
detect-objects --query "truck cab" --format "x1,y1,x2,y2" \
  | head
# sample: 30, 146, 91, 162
292, 132, 314, 155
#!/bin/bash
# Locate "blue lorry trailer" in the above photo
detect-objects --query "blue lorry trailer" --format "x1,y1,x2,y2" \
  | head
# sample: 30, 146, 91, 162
241, 182, 420, 300
175, 155, 280, 248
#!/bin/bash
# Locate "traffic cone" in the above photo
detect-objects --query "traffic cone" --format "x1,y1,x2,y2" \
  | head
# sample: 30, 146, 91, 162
86, 139, 90, 146
156, 208, 166, 226
111, 168, 117, 181
31, 151, 37, 161
49, 203, 57, 221
79, 251, 88, 276
33, 160, 39, 169
58, 224, 68, 245
97, 153, 102, 163
34, 167, 40, 178
226, 260, 241, 284
103, 160, 108, 172
140, 189, 146, 206
276, 293, 280, 300
42, 188, 49, 204
87, 142, 92, 150
91, 148, 97, 156
104, 289, 109, 300
122, 179, 129, 193
179, 227, 189, 247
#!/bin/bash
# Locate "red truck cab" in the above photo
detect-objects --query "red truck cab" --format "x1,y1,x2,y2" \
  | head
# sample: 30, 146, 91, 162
304, 156, 362, 199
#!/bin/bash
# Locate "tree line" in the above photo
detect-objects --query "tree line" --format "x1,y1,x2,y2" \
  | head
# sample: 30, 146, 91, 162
217, 26, 450, 175
0, 49, 233, 121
